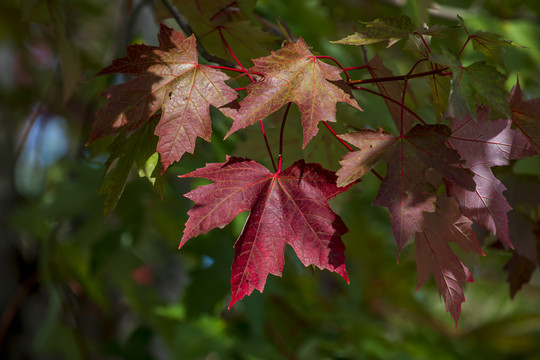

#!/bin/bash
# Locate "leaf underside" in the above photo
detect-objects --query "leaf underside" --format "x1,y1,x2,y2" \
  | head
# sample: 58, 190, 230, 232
446, 106, 535, 247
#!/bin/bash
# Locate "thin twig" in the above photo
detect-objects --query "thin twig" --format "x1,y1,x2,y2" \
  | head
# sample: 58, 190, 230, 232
352, 86, 426, 125
347, 67, 449, 85
260, 120, 277, 172
279, 103, 292, 158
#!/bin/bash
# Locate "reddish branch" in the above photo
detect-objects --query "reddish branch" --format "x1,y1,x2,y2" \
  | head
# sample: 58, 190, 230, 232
347, 66, 449, 85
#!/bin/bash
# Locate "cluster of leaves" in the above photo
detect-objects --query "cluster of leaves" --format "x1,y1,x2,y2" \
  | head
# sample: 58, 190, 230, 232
89, 1, 540, 325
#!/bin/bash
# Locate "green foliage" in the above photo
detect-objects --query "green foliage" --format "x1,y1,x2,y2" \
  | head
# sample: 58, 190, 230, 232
2, 1, 540, 359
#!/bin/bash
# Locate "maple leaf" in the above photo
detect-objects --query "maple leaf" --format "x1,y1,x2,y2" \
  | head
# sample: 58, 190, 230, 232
446, 106, 535, 247
415, 196, 484, 327
226, 38, 361, 148
332, 16, 450, 48
430, 48, 509, 119
337, 124, 475, 251
367, 56, 417, 132
331, 15, 415, 47
509, 80, 540, 155
89, 24, 238, 173
179, 157, 351, 307
458, 16, 525, 68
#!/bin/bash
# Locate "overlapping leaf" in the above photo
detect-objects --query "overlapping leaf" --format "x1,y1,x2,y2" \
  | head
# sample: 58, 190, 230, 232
331, 15, 415, 47
99, 119, 162, 216
415, 197, 484, 326
180, 157, 351, 307
446, 106, 535, 247
509, 80, 540, 154
226, 38, 361, 148
171, 0, 278, 64
366, 56, 417, 132
89, 24, 238, 173
177, 0, 278, 65
338, 124, 475, 251
403, 35, 452, 122
430, 49, 509, 119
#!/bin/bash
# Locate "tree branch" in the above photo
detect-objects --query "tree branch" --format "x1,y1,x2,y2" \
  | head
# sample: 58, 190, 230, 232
347, 67, 449, 85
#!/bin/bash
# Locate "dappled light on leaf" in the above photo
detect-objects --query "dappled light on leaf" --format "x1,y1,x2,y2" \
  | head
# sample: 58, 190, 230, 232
446, 106, 535, 247
90, 24, 237, 173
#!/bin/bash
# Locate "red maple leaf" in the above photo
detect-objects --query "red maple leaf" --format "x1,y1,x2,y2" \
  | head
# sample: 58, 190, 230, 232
509, 80, 540, 155
415, 196, 484, 327
179, 157, 351, 307
337, 124, 475, 251
89, 24, 238, 173
446, 106, 535, 247
226, 38, 361, 147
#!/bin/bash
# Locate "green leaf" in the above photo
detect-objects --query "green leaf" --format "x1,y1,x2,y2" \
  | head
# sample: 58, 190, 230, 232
138, 152, 160, 185
331, 15, 415, 47
458, 15, 524, 68
100, 120, 161, 216
431, 48, 509, 119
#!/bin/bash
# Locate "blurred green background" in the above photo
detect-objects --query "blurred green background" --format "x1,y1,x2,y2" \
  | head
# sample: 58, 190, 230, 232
1, 0, 540, 359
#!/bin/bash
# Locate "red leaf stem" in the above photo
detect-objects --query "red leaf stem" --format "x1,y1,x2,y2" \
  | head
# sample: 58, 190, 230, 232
216, 25, 277, 170
343, 65, 369, 71
316, 55, 351, 82
260, 119, 277, 172
414, 32, 432, 54
279, 103, 292, 157
324, 121, 382, 181
217, 26, 254, 82
207, 65, 248, 73
458, 36, 471, 58
323, 121, 353, 151
209, 1, 239, 21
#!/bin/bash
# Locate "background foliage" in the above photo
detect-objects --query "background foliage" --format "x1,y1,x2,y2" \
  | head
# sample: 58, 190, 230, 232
2, 0, 540, 359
